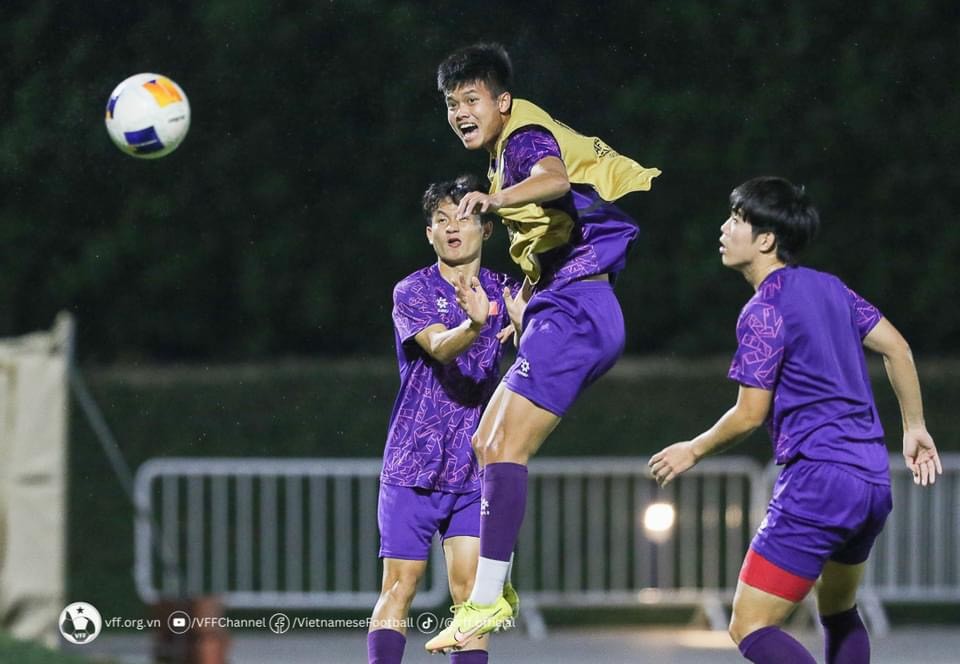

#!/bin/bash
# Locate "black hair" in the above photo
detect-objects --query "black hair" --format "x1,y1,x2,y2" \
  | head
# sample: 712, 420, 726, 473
729, 176, 820, 264
422, 174, 498, 225
437, 43, 513, 96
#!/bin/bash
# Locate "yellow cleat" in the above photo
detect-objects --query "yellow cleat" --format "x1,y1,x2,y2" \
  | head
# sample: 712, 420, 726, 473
424, 596, 513, 653
503, 581, 520, 620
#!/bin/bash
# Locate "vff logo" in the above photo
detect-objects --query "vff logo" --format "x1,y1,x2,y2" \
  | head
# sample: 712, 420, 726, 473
59, 602, 102, 645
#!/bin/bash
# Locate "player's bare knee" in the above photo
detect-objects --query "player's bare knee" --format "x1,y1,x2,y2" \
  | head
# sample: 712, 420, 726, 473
816, 585, 857, 616
481, 428, 534, 464
478, 426, 507, 461
728, 619, 750, 645
382, 570, 420, 606
470, 432, 485, 463
727, 617, 744, 645
728, 612, 767, 646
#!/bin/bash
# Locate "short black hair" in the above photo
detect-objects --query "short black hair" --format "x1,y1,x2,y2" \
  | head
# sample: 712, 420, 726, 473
422, 174, 498, 225
729, 176, 820, 264
437, 43, 513, 96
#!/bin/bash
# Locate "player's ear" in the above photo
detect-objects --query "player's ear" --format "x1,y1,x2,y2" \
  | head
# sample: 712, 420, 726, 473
497, 91, 512, 114
425, 225, 434, 244
482, 221, 493, 240
758, 231, 776, 254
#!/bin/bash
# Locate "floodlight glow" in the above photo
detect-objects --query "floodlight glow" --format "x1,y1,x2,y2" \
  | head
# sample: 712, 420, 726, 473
643, 502, 675, 543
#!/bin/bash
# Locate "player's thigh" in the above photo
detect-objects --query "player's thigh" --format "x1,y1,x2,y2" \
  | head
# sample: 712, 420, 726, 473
472, 382, 511, 465
816, 560, 866, 617
443, 536, 480, 602
729, 579, 799, 644
480, 386, 560, 464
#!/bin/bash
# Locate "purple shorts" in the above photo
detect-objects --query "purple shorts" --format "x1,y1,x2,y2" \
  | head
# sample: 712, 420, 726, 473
377, 483, 481, 560
504, 280, 625, 416
752, 458, 893, 580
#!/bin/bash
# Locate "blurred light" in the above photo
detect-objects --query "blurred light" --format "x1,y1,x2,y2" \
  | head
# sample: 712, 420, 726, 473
643, 502, 675, 543
725, 504, 743, 528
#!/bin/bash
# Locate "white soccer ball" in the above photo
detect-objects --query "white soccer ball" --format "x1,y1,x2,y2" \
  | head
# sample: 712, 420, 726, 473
105, 73, 190, 159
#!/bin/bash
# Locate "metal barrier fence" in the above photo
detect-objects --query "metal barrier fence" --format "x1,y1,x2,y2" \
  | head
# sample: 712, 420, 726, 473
134, 458, 448, 609
844, 453, 960, 634
863, 454, 960, 600
134, 456, 764, 630
514, 457, 764, 632
134, 454, 960, 632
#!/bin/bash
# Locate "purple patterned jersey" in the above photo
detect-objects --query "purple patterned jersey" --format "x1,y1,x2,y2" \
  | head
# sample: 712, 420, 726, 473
381, 264, 518, 492
496, 127, 640, 291
728, 266, 889, 481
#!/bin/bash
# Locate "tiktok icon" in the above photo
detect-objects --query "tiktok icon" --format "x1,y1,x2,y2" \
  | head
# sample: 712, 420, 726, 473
416, 612, 439, 634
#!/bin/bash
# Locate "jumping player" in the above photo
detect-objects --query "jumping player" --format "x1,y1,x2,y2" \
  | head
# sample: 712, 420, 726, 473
426, 43, 661, 652
368, 175, 519, 664
648, 176, 941, 664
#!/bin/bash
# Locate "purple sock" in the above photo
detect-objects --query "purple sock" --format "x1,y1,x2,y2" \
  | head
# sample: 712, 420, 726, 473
738, 626, 816, 664
821, 605, 870, 664
480, 462, 528, 562
367, 628, 405, 664
451, 650, 489, 663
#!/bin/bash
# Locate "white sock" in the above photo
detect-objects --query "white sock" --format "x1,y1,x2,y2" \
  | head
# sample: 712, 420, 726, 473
469, 557, 510, 605
506, 552, 514, 586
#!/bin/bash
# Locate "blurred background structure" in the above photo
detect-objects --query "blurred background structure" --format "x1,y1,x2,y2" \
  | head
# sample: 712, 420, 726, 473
1, 0, 958, 661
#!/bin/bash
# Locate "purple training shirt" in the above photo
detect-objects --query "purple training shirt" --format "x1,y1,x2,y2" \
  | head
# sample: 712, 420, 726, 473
381, 264, 517, 493
728, 265, 889, 482
496, 126, 640, 291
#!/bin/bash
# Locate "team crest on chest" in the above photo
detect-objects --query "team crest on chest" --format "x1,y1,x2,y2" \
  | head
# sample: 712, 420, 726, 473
594, 138, 618, 159
436, 296, 449, 314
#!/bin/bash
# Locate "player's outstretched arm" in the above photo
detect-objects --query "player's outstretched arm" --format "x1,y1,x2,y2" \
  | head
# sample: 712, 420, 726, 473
648, 386, 771, 487
863, 317, 942, 485
456, 157, 571, 219
414, 274, 490, 365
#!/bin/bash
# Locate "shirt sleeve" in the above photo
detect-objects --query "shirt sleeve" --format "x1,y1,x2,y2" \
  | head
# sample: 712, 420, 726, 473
392, 279, 443, 344
503, 126, 562, 183
843, 285, 883, 338
727, 299, 785, 390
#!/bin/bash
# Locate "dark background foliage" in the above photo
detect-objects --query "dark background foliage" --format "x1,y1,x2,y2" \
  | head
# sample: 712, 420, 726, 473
2, 0, 957, 362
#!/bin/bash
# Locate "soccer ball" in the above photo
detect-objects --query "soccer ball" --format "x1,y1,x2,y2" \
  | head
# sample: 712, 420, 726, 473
105, 73, 190, 159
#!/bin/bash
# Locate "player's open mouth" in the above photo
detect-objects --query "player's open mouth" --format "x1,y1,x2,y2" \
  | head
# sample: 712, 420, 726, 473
459, 124, 479, 140
448, 238, 462, 248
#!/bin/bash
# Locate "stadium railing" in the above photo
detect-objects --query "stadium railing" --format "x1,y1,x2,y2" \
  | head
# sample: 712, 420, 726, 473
133, 454, 960, 635
133, 458, 448, 610
513, 457, 765, 634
